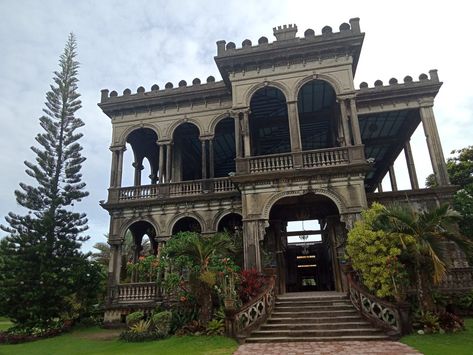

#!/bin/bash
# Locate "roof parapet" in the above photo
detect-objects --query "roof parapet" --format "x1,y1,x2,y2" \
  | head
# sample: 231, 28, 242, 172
215, 18, 362, 56
358, 70, 440, 91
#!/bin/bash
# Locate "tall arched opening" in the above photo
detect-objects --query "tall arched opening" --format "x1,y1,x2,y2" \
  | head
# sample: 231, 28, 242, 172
213, 117, 236, 177
267, 193, 345, 293
172, 123, 202, 181
124, 128, 159, 186
249, 87, 291, 156
297, 80, 338, 151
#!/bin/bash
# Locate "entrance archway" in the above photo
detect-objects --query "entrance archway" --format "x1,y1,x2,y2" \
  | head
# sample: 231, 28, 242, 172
267, 193, 345, 293
172, 216, 202, 235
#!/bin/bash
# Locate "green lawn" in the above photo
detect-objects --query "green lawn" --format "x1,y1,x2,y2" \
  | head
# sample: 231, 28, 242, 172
401, 318, 473, 355
0, 318, 12, 332
0, 327, 238, 355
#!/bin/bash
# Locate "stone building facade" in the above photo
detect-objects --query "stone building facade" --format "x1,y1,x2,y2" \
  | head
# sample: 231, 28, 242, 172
99, 18, 457, 320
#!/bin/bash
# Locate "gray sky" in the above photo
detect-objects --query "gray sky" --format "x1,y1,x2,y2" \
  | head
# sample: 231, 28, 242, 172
1, 0, 472, 251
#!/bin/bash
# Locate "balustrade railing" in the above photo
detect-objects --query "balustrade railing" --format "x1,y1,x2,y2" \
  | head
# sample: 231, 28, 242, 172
302, 147, 349, 168
437, 267, 473, 292
346, 271, 411, 336
114, 177, 237, 202
112, 282, 160, 304
249, 153, 293, 173
225, 275, 275, 338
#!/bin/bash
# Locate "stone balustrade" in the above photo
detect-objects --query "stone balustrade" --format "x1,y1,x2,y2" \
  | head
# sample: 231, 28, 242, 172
112, 282, 160, 304
437, 267, 473, 292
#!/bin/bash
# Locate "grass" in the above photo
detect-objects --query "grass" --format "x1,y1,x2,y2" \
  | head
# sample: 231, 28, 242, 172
401, 318, 473, 355
0, 326, 238, 355
0, 318, 12, 332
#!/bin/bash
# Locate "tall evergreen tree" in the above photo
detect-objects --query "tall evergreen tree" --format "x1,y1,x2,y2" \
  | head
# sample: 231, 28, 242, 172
0, 34, 97, 327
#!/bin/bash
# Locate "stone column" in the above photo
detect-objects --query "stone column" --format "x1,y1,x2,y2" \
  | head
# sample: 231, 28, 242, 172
234, 114, 242, 158
377, 182, 383, 193
286, 101, 302, 152
109, 145, 126, 187
338, 98, 351, 146
158, 143, 164, 183
242, 219, 268, 271
348, 98, 362, 145
389, 165, 398, 191
242, 111, 251, 157
201, 139, 207, 179
132, 161, 144, 186
166, 142, 172, 182
209, 139, 215, 178
419, 102, 450, 186
404, 140, 419, 189
107, 240, 122, 290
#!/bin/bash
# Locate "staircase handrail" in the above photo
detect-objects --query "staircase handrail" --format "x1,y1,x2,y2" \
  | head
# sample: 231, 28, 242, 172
225, 275, 276, 338
346, 270, 412, 336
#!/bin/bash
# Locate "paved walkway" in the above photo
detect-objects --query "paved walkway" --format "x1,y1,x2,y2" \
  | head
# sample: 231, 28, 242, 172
234, 341, 421, 354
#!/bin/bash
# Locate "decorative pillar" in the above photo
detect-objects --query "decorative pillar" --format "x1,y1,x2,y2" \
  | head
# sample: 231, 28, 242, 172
166, 142, 172, 183
242, 219, 268, 271
158, 143, 164, 183
242, 111, 251, 157
132, 161, 144, 186
109, 145, 126, 187
286, 101, 302, 152
201, 139, 207, 179
348, 98, 362, 145
419, 102, 450, 186
404, 140, 419, 190
209, 139, 215, 178
338, 98, 351, 146
234, 114, 242, 158
388, 165, 398, 191
108, 241, 122, 287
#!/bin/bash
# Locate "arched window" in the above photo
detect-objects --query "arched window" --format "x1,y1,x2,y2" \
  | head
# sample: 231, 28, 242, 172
172, 123, 201, 181
214, 117, 236, 177
124, 128, 159, 186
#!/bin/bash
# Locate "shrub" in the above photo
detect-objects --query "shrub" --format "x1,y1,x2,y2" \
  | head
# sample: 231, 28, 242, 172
118, 330, 160, 342
418, 311, 440, 333
206, 319, 224, 335
346, 203, 412, 300
438, 312, 464, 332
126, 311, 144, 327
175, 320, 205, 336
238, 269, 265, 303
152, 311, 172, 337
130, 319, 151, 333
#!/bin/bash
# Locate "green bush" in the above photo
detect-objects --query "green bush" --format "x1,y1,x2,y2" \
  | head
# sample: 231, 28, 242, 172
346, 203, 412, 299
129, 319, 151, 333
151, 311, 172, 337
126, 311, 144, 327
206, 319, 224, 335
118, 330, 161, 342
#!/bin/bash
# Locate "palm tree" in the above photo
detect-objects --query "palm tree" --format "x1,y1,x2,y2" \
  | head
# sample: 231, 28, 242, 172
166, 232, 235, 323
377, 203, 472, 313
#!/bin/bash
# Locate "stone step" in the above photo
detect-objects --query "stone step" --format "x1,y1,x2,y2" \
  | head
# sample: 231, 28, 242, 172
271, 309, 358, 318
275, 300, 351, 307
250, 328, 384, 338
274, 304, 355, 312
276, 295, 347, 302
260, 321, 372, 330
246, 334, 390, 343
267, 315, 363, 324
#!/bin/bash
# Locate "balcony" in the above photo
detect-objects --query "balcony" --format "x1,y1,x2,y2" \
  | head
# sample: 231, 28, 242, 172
236, 145, 365, 175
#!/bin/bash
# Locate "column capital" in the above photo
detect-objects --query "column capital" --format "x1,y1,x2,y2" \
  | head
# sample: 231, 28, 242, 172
336, 93, 357, 101
109, 144, 126, 152
199, 135, 214, 141
157, 139, 172, 145
132, 162, 144, 170
418, 98, 435, 108
231, 107, 251, 116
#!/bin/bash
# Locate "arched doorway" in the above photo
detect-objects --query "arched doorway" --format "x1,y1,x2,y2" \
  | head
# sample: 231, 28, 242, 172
297, 80, 338, 150
172, 216, 202, 235
218, 213, 243, 267
249, 87, 291, 156
172, 123, 202, 181
268, 193, 345, 293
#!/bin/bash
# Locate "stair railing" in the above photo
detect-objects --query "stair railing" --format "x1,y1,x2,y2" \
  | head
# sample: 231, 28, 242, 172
346, 270, 412, 336
225, 275, 276, 339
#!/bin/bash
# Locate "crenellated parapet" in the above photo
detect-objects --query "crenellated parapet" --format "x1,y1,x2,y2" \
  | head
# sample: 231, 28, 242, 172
216, 18, 361, 56
355, 69, 442, 107
214, 18, 364, 85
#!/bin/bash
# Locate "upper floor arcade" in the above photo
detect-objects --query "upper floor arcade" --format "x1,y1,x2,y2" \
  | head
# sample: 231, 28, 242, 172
99, 19, 450, 209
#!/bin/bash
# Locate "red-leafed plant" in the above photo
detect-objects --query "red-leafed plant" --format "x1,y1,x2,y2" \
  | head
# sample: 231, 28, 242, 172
238, 269, 266, 303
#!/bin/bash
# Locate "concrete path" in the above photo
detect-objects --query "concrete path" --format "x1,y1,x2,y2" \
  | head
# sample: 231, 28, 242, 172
234, 341, 421, 354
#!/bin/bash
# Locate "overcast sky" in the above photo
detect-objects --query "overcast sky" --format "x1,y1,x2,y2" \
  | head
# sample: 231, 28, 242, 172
1, 0, 472, 251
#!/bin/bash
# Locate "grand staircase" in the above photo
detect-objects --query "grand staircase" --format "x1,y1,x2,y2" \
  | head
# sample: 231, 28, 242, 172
246, 292, 390, 343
